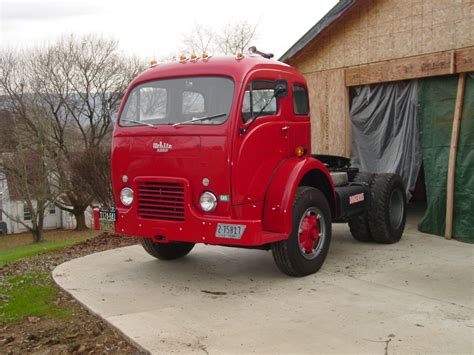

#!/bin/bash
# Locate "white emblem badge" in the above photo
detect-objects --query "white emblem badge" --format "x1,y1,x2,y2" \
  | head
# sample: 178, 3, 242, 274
153, 142, 172, 153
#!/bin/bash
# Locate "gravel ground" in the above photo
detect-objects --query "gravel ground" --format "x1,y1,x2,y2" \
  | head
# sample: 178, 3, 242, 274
0, 233, 143, 354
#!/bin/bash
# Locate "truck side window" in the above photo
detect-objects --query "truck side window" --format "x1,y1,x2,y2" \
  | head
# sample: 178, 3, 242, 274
182, 91, 205, 114
242, 80, 277, 123
293, 84, 309, 115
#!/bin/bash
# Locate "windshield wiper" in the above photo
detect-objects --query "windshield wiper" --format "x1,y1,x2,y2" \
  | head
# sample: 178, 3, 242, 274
172, 113, 227, 127
121, 119, 156, 129
239, 96, 276, 135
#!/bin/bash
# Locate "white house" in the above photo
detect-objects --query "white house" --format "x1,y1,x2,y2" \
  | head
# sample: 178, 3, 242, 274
0, 171, 92, 234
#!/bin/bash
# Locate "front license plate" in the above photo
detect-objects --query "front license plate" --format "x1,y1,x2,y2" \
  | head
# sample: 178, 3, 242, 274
215, 223, 246, 240
99, 207, 117, 232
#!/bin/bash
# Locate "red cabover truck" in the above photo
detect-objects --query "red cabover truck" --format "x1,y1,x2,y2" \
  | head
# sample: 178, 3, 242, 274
94, 48, 407, 277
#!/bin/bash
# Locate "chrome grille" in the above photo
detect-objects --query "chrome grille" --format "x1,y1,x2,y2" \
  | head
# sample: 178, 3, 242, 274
137, 181, 185, 221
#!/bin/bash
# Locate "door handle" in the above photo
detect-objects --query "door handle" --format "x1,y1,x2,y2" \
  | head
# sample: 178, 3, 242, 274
282, 126, 290, 131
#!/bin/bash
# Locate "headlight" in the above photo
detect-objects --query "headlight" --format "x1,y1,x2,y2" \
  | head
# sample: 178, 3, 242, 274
120, 187, 134, 206
199, 191, 217, 212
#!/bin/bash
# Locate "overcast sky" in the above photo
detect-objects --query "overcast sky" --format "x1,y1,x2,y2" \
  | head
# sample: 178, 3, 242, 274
0, 0, 338, 60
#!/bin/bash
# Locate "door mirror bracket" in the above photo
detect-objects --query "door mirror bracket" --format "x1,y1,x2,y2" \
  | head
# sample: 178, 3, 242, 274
274, 80, 288, 98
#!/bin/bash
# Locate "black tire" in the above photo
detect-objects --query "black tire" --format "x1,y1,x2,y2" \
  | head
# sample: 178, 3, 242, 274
348, 172, 376, 242
368, 173, 407, 244
139, 238, 195, 260
272, 186, 332, 277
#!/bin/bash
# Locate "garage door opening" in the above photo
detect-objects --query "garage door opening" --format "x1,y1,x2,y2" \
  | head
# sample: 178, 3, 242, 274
407, 163, 427, 231
349, 79, 426, 235
350, 73, 474, 242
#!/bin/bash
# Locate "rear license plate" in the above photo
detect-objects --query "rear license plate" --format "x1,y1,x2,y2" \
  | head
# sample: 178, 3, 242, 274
99, 207, 116, 232
215, 223, 246, 240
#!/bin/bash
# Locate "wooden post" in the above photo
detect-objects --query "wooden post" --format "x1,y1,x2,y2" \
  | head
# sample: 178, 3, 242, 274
344, 86, 352, 158
445, 72, 466, 240
450, 49, 456, 74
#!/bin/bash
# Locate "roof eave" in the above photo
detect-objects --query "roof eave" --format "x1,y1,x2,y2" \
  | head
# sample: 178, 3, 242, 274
279, 0, 359, 63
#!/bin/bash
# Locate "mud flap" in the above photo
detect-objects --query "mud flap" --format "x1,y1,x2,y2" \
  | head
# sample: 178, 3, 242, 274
334, 183, 370, 220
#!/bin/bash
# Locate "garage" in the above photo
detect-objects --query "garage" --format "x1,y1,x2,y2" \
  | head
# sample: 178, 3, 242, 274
280, 0, 474, 242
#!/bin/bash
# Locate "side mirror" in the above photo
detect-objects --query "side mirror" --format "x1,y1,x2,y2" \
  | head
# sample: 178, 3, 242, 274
274, 80, 288, 98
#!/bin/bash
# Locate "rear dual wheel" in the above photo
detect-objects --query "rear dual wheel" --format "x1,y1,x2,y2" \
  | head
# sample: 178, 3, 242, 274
348, 173, 376, 242
348, 173, 407, 244
369, 173, 407, 244
272, 187, 332, 277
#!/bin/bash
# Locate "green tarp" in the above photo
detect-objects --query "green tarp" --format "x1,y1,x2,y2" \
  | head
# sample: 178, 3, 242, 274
418, 73, 474, 242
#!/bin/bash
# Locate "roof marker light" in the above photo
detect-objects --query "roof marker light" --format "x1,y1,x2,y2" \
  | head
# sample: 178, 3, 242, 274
201, 53, 209, 60
235, 51, 244, 60
149, 59, 158, 66
179, 55, 187, 63
190, 53, 198, 62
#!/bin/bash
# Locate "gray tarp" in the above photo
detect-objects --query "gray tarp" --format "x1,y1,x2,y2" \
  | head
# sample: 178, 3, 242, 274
350, 80, 422, 194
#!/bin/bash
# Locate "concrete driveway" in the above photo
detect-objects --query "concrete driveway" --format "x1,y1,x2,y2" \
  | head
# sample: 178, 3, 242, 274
53, 224, 474, 354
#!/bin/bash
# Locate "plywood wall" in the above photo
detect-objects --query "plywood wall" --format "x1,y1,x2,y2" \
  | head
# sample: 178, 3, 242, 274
290, 0, 473, 74
288, 0, 474, 157
306, 69, 349, 156
345, 47, 474, 86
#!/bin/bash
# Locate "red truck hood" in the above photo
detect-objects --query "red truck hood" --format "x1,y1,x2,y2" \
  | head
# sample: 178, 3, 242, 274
111, 134, 231, 216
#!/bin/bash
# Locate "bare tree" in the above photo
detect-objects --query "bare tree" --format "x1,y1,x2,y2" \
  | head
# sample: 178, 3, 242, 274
177, 20, 259, 58
0, 112, 57, 242
156, 53, 179, 63
217, 20, 259, 55
0, 35, 144, 231
70, 146, 115, 207
181, 22, 216, 54
0, 110, 17, 153
43, 35, 143, 229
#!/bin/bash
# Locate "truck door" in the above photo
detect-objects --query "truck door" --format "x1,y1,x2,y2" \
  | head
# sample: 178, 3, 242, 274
231, 75, 291, 206
288, 83, 311, 158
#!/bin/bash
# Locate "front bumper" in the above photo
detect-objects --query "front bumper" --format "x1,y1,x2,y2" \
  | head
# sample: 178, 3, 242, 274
93, 205, 286, 247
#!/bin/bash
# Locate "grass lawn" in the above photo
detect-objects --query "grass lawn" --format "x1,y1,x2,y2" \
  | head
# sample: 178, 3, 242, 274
0, 272, 71, 324
0, 232, 138, 351
0, 229, 99, 325
0, 229, 99, 264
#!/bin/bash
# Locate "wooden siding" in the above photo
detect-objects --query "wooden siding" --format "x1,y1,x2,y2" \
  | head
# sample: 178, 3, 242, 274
289, 0, 473, 73
345, 47, 474, 86
307, 69, 349, 156
288, 0, 474, 157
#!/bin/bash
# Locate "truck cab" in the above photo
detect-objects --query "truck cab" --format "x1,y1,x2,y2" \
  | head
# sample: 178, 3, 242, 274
95, 51, 407, 276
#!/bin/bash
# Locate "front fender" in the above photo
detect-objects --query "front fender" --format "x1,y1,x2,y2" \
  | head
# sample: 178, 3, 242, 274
262, 157, 335, 235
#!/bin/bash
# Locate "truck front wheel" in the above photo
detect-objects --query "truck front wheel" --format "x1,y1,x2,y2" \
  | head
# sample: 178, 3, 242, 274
139, 238, 195, 260
272, 186, 332, 277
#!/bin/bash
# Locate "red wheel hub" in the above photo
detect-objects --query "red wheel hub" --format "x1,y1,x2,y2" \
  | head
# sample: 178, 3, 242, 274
299, 213, 321, 254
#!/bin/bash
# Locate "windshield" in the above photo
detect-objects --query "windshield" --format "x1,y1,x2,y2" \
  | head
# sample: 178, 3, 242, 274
120, 76, 234, 126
